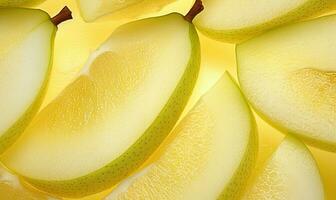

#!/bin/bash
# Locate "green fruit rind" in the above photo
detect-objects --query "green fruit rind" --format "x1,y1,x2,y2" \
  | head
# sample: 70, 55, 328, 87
195, 0, 336, 43
217, 73, 258, 200
23, 21, 200, 198
0, 8, 55, 154
0, 0, 46, 7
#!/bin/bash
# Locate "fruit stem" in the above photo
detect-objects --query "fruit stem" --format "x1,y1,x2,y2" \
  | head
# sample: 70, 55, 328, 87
51, 6, 73, 27
184, 0, 204, 23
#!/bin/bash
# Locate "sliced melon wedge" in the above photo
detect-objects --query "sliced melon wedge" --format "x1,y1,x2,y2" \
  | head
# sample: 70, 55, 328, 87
243, 137, 324, 200
237, 14, 336, 151
194, 0, 336, 43
105, 72, 258, 200
1, 13, 200, 198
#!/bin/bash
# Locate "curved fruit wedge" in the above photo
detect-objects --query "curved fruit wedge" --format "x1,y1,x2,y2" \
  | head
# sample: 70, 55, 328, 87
0, 166, 58, 200
2, 2, 203, 198
194, 0, 336, 43
104, 73, 258, 200
243, 137, 324, 200
0, 7, 71, 154
77, 0, 176, 22
0, 0, 45, 6
237, 14, 336, 151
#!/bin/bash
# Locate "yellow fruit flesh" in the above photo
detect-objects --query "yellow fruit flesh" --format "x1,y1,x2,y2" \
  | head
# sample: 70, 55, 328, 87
105, 73, 257, 200
194, 0, 336, 43
243, 137, 324, 200
0, 8, 55, 153
77, 0, 177, 22
0, 0, 45, 6
237, 14, 336, 151
30, 1, 336, 199
2, 13, 200, 198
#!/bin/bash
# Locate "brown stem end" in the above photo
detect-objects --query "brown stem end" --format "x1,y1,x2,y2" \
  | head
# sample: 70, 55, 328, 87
51, 6, 73, 27
184, 0, 204, 23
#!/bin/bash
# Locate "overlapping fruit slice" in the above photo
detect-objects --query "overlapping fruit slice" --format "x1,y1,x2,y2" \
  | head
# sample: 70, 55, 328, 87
105, 73, 258, 200
237, 14, 336, 151
243, 137, 324, 200
194, 0, 336, 43
0, 165, 58, 200
0, 7, 71, 154
2, 11, 200, 198
77, 0, 177, 22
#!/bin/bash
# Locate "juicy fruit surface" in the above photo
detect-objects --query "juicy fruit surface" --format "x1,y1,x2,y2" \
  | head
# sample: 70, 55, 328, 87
0, 166, 57, 200
0, 8, 54, 153
194, 0, 336, 43
105, 73, 257, 200
78, 0, 176, 22
237, 14, 336, 151
0, 0, 45, 6
2, 13, 200, 197
243, 137, 324, 200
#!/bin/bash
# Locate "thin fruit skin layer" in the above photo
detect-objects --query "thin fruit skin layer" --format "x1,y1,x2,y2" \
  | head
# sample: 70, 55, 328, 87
0, 8, 55, 154
105, 73, 258, 200
2, 13, 201, 198
195, 0, 336, 43
237, 14, 336, 152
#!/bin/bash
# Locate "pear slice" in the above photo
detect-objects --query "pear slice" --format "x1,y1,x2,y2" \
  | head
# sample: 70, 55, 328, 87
243, 137, 324, 200
104, 73, 258, 200
0, 165, 59, 200
194, 0, 336, 43
0, 0, 45, 6
77, 0, 177, 22
237, 14, 336, 151
2, 1, 203, 198
0, 7, 72, 154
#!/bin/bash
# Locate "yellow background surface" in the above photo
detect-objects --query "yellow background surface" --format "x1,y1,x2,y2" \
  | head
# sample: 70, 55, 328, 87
12, 0, 336, 199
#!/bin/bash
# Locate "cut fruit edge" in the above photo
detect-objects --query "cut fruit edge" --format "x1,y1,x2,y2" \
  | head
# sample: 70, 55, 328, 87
104, 72, 258, 200
243, 136, 324, 200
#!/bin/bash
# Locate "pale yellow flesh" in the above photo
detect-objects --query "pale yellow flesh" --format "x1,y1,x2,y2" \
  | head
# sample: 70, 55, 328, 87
237, 14, 336, 151
77, 0, 176, 22
0, 165, 57, 200
0, 0, 45, 6
0, 8, 54, 153
104, 73, 257, 200
243, 137, 324, 200
2, 13, 199, 197
194, 0, 336, 43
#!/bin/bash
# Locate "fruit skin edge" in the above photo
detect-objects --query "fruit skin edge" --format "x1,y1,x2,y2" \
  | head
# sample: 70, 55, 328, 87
234, 45, 336, 153
217, 108, 258, 199
195, 0, 336, 43
18, 20, 201, 198
217, 73, 258, 200
0, 8, 56, 154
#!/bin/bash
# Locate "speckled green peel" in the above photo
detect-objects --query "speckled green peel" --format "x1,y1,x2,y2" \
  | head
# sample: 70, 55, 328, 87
0, 8, 57, 154
0, 28, 55, 154
195, 0, 336, 43
23, 22, 200, 198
